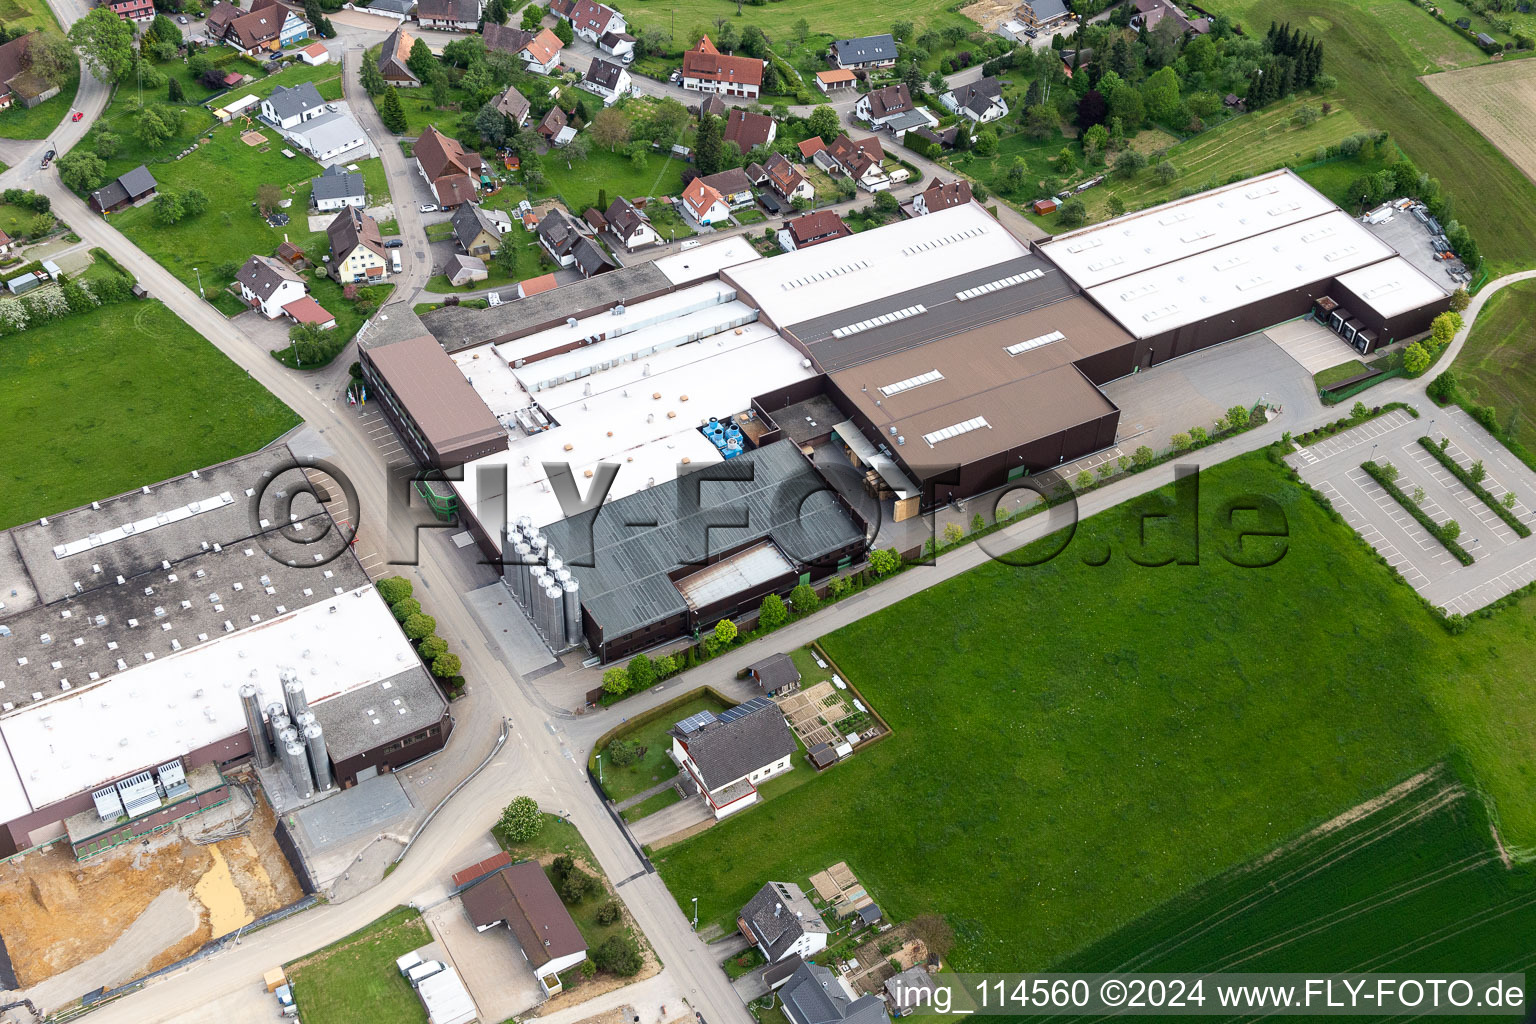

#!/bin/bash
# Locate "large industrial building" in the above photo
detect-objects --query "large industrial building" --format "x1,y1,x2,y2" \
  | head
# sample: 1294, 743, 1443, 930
0, 449, 451, 859
361, 172, 1450, 660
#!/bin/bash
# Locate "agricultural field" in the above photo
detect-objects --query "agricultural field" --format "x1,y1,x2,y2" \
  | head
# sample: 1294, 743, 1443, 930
288, 907, 430, 1024
1449, 278, 1536, 453
1062, 767, 1536, 974
1212, 0, 1536, 275
0, 299, 299, 529
1421, 59, 1536, 185
656, 450, 1536, 970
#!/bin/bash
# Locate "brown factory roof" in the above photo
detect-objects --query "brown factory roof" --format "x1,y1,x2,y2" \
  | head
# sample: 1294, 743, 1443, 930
460, 861, 586, 968
826, 297, 1130, 465
364, 335, 506, 460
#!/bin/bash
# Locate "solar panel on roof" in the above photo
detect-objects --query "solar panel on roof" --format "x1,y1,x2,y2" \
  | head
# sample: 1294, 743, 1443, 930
675, 709, 718, 734
717, 696, 775, 724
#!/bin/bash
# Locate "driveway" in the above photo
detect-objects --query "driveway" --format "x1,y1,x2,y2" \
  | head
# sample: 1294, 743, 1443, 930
1266, 318, 1364, 375
426, 899, 544, 1022
629, 794, 713, 847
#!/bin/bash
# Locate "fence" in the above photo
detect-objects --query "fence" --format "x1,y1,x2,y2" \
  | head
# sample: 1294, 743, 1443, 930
273, 815, 318, 894
1322, 366, 1406, 404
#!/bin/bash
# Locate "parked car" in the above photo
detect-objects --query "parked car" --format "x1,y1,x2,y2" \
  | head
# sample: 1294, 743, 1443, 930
384, 238, 404, 248
177, 14, 187, 22
669, 70, 681, 83
419, 204, 438, 213
40, 149, 54, 167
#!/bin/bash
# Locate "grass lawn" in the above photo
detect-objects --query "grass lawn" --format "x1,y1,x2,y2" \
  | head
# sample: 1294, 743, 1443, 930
656, 449, 1536, 970
621, 788, 681, 823
424, 222, 545, 294
0, 69, 79, 141
645, 202, 696, 241
238, 61, 344, 104
287, 907, 430, 1024
354, 159, 391, 206
1062, 767, 1536, 973
0, 202, 44, 238
390, 87, 474, 139
734, 208, 766, 225
0, 299, 299, 529
1450, 278, 1536, 452
538, 147, 687, 213
599, 692, 733, 802
0, 0, 62, 33
1212, 0, 1536, 275
110, 122, 325, 297
1314, 359, 1370, 389
621, 1, 971, 58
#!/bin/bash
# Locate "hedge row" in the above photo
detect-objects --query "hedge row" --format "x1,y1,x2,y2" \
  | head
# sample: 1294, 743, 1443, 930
1416, 436, 1531, 538
1361, 459, 1474, 565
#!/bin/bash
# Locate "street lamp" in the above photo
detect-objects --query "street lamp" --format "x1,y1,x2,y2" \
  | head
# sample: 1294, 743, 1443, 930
193, 266, 204, 298
596, 753, 602, 784
691, 896, 698, 929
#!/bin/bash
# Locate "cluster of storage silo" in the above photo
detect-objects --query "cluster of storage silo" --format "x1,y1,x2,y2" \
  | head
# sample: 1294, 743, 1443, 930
240, 671, 334, 799
504, 517, 583, 651
702, 417, 745, 459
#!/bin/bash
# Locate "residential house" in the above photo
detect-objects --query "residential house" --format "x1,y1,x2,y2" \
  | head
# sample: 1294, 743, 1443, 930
450, 202, 502, 256
280, 295, 337, 330
884, 967, 940, 1017
797, 137, 826, 162
738, 882, 830, 963
444, 253, 488, 286
723, 108, 776, 153
762, 153, 813, 203
579, 57, 631, 106
779, 210, 852, 251
311, 165, 367, 212
378, 26, 420, 85
780, 962, 892, 1024
104, 0, 155, 22
299, 41, 330, 65
536, 207, 616, 278
599, 30, 635, 60
251, 0, 312, 47
680, 177, 731, 227
830, 34, 897, 70
88, 165, 158, 214
698, 93, 727, 119
744, 161, 768, 186
747, 653, 800, 696
416, 125, 486, 208
1017, 0, 1072, 31
1131, 0, 1208, 34
204, 1, 241, 42
482, 25, 563, 74
0, 34, 63, 111
602, 196, 660, 250
909, 124, 961, 151
670, 698, 796, 819
855, 84, 914, 129
368, 0, 414, 17
941, 77, 1009, 123
288, 110, 370, 163
552, 0, 625, 42
537, 105, 576, 146
680, 36, 764, 99
814, 68, 857, 94
327, 206, 390, 282
911, 176, 973, 215
459, 861, 587, 996
236, 254, 307, 318
697, 168, 754, 209
225, 8, 283, 55
261, 81, 326, 130
493, 83, 531, 126
0, 229, 13, 255
517, 272, 557, 299
825, 134, 889, 192
416, 0, 481, 30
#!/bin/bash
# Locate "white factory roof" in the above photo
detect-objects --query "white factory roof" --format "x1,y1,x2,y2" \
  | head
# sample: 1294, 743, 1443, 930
725, 204, 1028, 325
1333, 256, 1448, 318
0, 586, 416, 814
1041, 169, 1339, 289
1085, 209, 1396, 339
454, 320, 816, 528
654, 236, 761, 285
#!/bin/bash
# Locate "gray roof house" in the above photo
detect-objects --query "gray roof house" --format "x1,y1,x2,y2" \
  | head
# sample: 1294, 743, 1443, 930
670, 698, 796, 818
748, 653, 800, 695
88, 164, 158, 214
311, 165, 366, 211
571, 235, 617, 278
451, 202, 503, 255
782, 963, 892, 1024
494, 83, 531, 126
262, 81, 326, 129
942, 77, 1009, 123
832, 34, 897, 69
444, 253, 488, 286
884, 966, 940, 1017
739, 881, 830, 962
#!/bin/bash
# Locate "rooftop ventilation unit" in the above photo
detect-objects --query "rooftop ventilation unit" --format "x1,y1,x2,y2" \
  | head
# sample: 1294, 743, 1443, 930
115, 770, 162, 818
50, 492, 235, 559
157, 759, 190, 800
91, 785, 124, 823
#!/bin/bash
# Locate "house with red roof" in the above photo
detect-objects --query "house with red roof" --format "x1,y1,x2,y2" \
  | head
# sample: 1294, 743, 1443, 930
680, 177, 730, 227
680, 36, 764, 99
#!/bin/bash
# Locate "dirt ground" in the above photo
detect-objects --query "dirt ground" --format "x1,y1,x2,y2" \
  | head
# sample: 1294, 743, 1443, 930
1421, 61, 1536, 185
0, 778, 302, 988
961, 0, 1014, 32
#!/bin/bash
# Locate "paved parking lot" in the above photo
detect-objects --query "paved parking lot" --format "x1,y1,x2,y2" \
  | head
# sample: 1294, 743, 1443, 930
426, 900, 543, 1023
1289, 406, 1536, 615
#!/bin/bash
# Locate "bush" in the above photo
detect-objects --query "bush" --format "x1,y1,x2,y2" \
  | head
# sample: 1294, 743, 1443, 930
1428, 370, 1458, 402
713, 618, 737, 646
595, 900, 621, 925
602, 665, 630, 696
496, 795, 543, 843
418, 635, 448, 661
378, 576, 413, 604
758, 593, 788, 630
551, 854, 574, 880
390, 597, 421, 622
402, 613, 436, 641
560, 867, 598, 904
430, 652, 460, 678
606, 737, 642, 767
627, 652, 656, 690
1133, 445, 1154, 468
1402, 341, 1431, 375
592, 934, 643, 976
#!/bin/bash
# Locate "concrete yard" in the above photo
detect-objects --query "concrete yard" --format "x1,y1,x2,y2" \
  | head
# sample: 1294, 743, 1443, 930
426, 898, 543, 1023
1288, 406, 1536, 616
1266, 318, 1365, 375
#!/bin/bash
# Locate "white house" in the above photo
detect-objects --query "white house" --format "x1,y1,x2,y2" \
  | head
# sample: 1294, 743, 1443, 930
553, 0, 624, 42
287, 110, 370, 163
941, 77, 1010, 123
415, 0, 481, 31
738, 882, 830, 963
680, 177, 731, 227
762, 153, 814, 203
261, 81, 325, 130
299, 41, 329, 65
311, 165, 366, 212
854, 83, 915, 130
578, 58, 631, 106
236, 254, 307, 318
327, 207, 390, 283
697, 168, 755, 209
598, 30, 635, 60
602, 197, 660, 250
669, 699, 796, 819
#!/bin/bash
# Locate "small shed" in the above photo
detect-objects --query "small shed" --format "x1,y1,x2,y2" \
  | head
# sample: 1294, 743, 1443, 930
6, 271, 39, 295
747, 652, 801, 696
444, 254, 488, 287
807, 742, 839, 769
1033, 198, 1058, 215
40, 260, 61, 280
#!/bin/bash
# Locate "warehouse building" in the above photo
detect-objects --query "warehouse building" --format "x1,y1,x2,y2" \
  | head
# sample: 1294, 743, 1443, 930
360, 334, 508, 468
0, 449, 451, 859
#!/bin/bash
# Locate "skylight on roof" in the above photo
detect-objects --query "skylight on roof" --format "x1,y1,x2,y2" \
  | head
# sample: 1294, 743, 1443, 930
879, 369, 944, 396
1323, 245, 1360, 262
1235, 275, 1271, 292
1085, 255, 1124, 272
1300, 225, 1338, 244
1266, 201, 1302, 216
50, 492, 236, 559
1005, 330, 1065, 356
1361, 280, 1403, 300
1179, 227, 1215, 244
1244, 184, 1280, 199
1141, 304, 1181, 322
955, 268, 1044, 301
1212, 255, 1249, 272
1062, 236, 1103, 254
923, 416, 989, 446
831, 303, 927, 338
1158, 210, 1195, 226
1119, 284, 1158, 302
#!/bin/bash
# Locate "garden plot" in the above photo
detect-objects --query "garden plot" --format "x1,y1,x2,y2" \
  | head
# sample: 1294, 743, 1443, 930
777, 679, 879, 751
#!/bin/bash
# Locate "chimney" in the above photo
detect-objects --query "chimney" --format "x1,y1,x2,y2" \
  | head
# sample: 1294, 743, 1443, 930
774, 902, 782, 917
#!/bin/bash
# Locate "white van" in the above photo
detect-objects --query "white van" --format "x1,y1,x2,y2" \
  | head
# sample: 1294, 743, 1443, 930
679, 239, 701, 251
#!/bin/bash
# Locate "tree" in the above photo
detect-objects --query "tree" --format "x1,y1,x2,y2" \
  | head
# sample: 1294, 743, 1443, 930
789, 582, 819, 615
408, 37, 436, 81
1142, 66, 1181, 122
1430, 311, 1463, 347
69, 7, 135, 84
758, 593, 788, 630
607, 737, 641, 766
561, 133, 589, 165
360, 56, 386, 95
713, 617, 737, 646
153, 190, 184, 226
869, 548, 900, 576
1152, 160, 1178, 185
601, 665, 630, 695
560, 867, 597, 903
1113, 149, 1147, 179
793, 17, 810, 41
522, 3, 546, 29
255, 183, 283, 215
627, 652, 656, 690
1076, 88, 1108, 130
595, 901, 621, 925
182, 187, 209, 217
1058, 198, 1087, 226
553, 17, 573, 45
973, 128, 999, 156
497, 795, 543, 842
739, 25, 768, 59
289, 322, 329, 364
1448, 287, 1470, 313
593, 934, 643, 976
57, 150, 107, 193
431, 652, 461, 678
591, 106, 630, 150
1107, 194, 1126, 217
891, 19, 914, 41
694, 112, 723, 175
1226, 404, 1251, 431
1082, 122, 1108, 162
1470, 459, 1487, 483
167, 75, 184, 103
1170, 432, 1191, 451
379, 85, 408, 133
23, 30, 73, 88
1442, 518, 1461, 541
430, 68, 451, 108
900, 59, 923, 93
1002, 157, 1028, 194
403, 612, 436, 640
1403, 341, 1431, 375
418, 635, 449, 661
378, 576, 413, 604
909, 914, 954, 963
1428, 369, 1458, 403
806, 105, 840, 144
136, 105, 176, 151
1023, 103, 1055, 140
875, 189, 899, 213
474, 102, 511, 146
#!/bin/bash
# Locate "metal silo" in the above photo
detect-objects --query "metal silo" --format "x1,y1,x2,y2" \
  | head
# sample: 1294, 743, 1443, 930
562, 577, 582, 648
264, 700, 287, 750
284, 677, 310, 721
282, 741, 313, 797
240, 685, 274, 768
545, 583, 565, 645
304, 723, 333, 791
